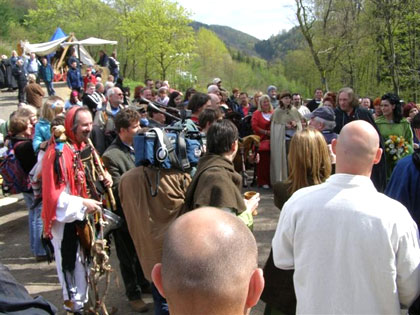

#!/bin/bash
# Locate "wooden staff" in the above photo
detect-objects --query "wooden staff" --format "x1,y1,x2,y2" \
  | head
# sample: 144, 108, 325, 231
87, 138, 116, 210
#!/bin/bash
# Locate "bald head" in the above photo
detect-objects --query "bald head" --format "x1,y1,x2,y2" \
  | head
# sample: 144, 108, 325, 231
208, 93, 220, 109
152, 207, 263, 315
333, 120, 382, 177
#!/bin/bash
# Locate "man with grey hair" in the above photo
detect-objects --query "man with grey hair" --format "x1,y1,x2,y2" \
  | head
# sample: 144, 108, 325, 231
334, 86, 386, 191
208, 93, 220, 109
25, 53, 40, 82
12, 58, 27, 103
91, 87, 124, 153
95, 82, 107, 108
207, 84, 220, 95
151, 207, 264, 315
308, 106, 337, 144
273, 120, 420, 314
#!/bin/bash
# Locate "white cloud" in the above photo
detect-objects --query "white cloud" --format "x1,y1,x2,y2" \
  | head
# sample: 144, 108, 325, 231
174, 0, 296, 40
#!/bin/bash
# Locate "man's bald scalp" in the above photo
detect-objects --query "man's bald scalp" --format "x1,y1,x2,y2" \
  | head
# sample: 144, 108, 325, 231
336, 120, 379, 163
161, 207, 258, 307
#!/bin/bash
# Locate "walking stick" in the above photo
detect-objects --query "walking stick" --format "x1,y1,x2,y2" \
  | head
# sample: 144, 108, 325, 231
87, 138, 117, 210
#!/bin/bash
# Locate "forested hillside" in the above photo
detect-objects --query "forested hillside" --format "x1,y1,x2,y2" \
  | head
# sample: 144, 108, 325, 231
1, 0, 419, 101
190, 21, 261, 58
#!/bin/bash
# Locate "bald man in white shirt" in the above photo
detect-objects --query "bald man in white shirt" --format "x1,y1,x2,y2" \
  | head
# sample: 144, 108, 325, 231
272, 120, 420, 314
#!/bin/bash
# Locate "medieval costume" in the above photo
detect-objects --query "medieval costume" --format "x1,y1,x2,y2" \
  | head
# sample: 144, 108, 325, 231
270, 107, 302, 186
119, 166, 191, 313
42, 107, 102, 313
184, 153, 246, 213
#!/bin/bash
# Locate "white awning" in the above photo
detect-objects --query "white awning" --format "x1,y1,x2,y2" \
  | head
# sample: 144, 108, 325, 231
62, 37, 118, 46
21, 37, 68, 56
20, 36, 96, 66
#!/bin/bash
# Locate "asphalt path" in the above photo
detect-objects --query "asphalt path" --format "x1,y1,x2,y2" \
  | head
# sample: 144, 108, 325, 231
0, 86, 279, 314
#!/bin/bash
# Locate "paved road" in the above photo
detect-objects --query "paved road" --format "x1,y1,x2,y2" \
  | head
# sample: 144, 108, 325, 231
0, 82, 70, 121
0, 187, 278, 314
0, 86, 279, 314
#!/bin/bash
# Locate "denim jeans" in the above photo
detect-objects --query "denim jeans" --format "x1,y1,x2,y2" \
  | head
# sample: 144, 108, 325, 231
44, 81, 55, 96
151, 283, 169, 315
22, 192, 46, 256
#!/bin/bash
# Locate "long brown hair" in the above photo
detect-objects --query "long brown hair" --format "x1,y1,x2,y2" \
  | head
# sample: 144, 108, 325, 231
287, 127, 331, 194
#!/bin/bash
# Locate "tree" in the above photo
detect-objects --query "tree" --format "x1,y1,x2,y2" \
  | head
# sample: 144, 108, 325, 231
191, 28, 231, 85
115, 0, 195, 81
25, 0, 116, 42
295, 0, 347, 91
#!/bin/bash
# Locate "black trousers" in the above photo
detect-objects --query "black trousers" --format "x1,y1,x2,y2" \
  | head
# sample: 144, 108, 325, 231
17, 83, 25, 103
113, 223, 150, 301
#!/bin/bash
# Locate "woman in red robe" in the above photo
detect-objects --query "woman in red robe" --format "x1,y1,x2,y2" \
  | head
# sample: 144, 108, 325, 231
251, 94, 273, 188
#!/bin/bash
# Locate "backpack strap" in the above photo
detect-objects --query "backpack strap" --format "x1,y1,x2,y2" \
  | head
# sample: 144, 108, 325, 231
177, 131, 190, 171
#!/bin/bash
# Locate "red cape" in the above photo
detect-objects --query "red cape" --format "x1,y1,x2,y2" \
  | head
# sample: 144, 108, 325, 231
42, 107, 87, 238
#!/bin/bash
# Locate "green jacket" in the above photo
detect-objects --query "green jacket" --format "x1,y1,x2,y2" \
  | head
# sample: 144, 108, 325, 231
375, 116, 413, 178
102, 135, 135, 213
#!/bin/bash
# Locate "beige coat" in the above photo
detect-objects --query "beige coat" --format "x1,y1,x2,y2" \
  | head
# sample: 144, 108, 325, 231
270, 107, 302, 185
119, 166, 191, 281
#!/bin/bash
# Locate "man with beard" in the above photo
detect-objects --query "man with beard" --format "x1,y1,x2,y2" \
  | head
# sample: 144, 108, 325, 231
42, 107, 112, 313
306, 88, 323, 112
334, 87, 386, 192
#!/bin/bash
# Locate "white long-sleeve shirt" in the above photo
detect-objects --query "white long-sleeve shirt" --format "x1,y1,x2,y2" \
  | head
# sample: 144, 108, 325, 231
272, 174, 420, 314
51, 190, 86, 240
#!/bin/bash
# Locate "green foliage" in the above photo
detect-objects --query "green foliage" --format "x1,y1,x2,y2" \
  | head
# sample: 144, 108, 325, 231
255, 26, 305, 60
114, 0, 195, 81
25, 0, 117, 42
190, 21, 260, 57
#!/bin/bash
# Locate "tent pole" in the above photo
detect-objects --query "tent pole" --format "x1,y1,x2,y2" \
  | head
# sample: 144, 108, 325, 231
57, 34, 73, 73
77, 44, 81, 66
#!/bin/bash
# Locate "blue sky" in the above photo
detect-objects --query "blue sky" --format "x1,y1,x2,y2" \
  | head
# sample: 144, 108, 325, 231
174, 0, 296, 40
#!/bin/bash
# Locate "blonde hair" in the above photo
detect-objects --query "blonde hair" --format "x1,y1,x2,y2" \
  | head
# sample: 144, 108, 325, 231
258, 94, 273, 112
287, 127, 331, 194
253, 91, 263, 107
41, 96, 64, 122
28, 74, 36, 83
19, 104, 37, 116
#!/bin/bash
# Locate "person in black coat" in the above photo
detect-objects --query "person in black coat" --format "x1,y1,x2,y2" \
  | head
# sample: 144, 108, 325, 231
2, 57, 18, 91
12, 59, 27, 103
97, 50, 109, 67
334, 87, 387, 192
306, 87, 323, 112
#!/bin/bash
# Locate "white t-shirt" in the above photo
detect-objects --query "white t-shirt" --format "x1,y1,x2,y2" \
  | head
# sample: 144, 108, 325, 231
272, 174, 420, 314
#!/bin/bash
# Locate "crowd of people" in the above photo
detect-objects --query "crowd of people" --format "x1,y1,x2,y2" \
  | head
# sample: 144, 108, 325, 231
1, 49, 420, 315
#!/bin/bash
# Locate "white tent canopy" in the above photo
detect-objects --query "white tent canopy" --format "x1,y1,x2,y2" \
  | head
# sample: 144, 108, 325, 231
61, 37, 118, 47
20, 36, 117, 66
20, 37, 67, 56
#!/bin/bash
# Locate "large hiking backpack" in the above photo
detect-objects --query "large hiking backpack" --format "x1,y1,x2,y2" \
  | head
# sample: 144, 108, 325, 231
0, 141, 31, 195
133, 128, 202, 197
134, 128, 202, 171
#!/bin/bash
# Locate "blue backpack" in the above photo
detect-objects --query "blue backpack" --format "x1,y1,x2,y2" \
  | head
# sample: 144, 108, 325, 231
134, 128, 202, 171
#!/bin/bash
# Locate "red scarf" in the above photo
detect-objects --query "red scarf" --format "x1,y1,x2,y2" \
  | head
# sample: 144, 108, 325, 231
42, 107, 88, 238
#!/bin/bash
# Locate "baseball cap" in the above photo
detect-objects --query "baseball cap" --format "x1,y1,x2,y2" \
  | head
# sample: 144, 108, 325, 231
309, 106, 335, 121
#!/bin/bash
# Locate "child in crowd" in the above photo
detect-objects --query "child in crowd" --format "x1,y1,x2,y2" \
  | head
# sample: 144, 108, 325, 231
33, 96, 65, 152
156, 87, 169, 106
